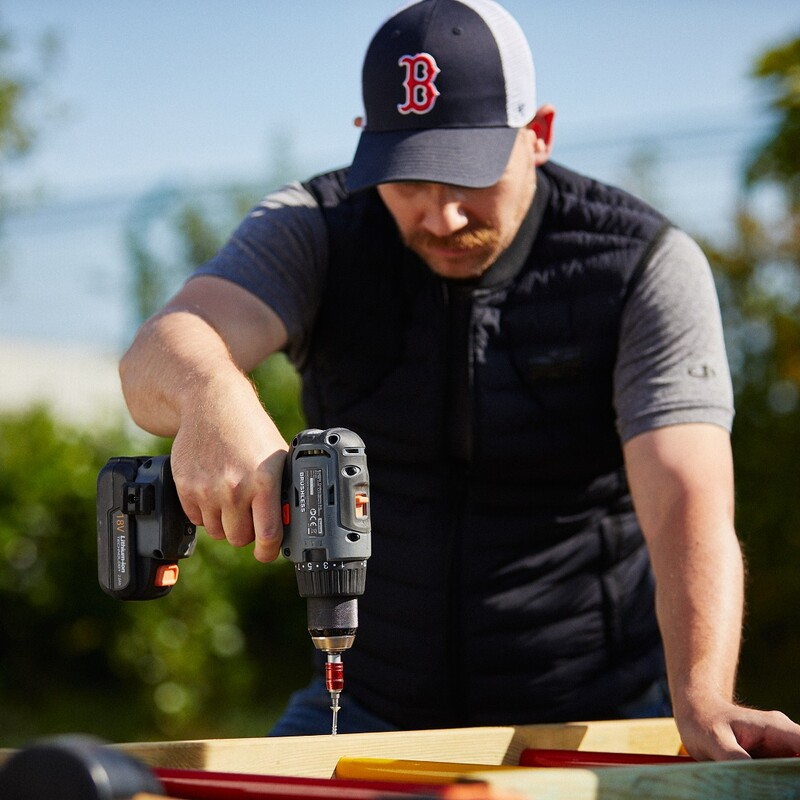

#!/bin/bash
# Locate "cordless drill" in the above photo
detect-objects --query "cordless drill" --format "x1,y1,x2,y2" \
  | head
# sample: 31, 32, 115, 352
96, 427, 371, 734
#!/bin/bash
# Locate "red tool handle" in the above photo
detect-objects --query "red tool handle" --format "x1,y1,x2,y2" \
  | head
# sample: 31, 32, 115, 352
154, 767, 447, 799
519, 748, 694, 768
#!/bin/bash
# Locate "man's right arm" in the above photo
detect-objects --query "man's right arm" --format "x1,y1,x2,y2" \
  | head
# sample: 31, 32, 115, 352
119, 275, 291, 562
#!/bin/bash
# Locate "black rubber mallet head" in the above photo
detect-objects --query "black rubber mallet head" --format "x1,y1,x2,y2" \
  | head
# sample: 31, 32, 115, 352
0, 735, 165, 800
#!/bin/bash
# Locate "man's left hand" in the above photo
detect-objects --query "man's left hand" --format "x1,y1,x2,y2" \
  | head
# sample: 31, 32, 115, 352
676, 695, 800, 760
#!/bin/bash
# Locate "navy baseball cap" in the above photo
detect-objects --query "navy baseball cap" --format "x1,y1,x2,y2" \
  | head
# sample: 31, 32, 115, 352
346, 0, 536, 193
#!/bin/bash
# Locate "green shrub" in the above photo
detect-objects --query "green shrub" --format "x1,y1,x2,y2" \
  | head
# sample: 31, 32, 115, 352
0, 372, 311, 745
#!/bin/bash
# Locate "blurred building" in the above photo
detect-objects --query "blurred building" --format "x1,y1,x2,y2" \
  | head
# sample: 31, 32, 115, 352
0, 337, 127, 424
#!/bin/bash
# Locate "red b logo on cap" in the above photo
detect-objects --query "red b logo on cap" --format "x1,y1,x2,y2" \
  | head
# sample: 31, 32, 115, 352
397, 53, 440, 115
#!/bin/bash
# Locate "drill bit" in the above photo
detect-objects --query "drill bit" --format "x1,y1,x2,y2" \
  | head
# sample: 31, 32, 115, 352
330, 690, 341, 735
325, 654, 344, 735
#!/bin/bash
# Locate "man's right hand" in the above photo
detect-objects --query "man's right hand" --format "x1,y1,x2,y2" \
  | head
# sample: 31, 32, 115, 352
119, 276, 293, 563
169, 373, 289, 562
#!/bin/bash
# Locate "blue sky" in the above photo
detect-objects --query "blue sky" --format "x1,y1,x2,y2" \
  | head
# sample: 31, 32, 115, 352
1, 1, 799, 347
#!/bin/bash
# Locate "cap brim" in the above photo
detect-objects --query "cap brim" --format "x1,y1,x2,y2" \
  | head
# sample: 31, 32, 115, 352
345, 127, 519, 193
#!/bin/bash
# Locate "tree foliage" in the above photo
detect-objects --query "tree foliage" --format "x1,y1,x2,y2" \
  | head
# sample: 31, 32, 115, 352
705, 33, 800, 717
0, 15, 61, 215
0, 27, 40, 160
745, 35, 800, 203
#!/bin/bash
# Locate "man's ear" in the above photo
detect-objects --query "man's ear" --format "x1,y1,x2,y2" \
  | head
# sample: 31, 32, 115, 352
528, 104, 556, 166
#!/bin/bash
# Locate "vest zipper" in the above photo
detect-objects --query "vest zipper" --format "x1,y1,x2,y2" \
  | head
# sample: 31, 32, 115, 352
442, 282, 475, 725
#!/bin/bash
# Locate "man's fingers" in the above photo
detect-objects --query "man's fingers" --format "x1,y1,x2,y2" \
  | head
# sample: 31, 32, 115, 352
178, 494, 225, 541
179, 497, 205, 531
682, 724, 750, 762
179, 472, 257, 547
252, 489, 283, 563
220, 493, 256, 547
200, 508, 225, 540
733, 710, 800, 758
194, 466, 284, 559
710, 738, 751, 762
681, 704, 800, 760
251, 449, 289, 562
170, 443, 287, 559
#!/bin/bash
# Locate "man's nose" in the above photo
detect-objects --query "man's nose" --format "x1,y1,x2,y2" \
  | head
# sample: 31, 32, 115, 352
420, 188, 469, 237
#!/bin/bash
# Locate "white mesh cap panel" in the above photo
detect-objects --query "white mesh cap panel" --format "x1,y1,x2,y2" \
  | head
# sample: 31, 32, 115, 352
453, 0, 537, 126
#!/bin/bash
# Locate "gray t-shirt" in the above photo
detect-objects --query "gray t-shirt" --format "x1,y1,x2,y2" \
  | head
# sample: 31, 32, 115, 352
194, 181, 734, 442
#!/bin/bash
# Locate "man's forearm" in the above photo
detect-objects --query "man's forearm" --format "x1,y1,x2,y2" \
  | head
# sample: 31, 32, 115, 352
648, 505, 744, 713
625, 425, 742, 707
120, 307, 256, 436
120, 276, 288, 437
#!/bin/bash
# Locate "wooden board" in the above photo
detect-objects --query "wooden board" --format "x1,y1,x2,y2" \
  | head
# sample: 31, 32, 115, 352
114, 718, 685, 778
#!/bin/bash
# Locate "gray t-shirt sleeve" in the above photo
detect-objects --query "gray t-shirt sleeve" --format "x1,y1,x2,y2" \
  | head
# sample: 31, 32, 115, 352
192, 181, 328, 361
614, 226, 734, 442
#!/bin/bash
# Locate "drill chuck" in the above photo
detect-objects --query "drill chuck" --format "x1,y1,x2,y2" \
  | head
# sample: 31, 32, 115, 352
306, 596, 358, 652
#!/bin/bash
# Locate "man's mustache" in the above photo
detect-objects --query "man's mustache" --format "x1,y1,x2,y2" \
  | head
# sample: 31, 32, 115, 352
407, 226, 500, 252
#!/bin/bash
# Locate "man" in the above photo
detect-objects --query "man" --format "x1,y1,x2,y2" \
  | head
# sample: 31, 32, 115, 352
120, 0, 800, 759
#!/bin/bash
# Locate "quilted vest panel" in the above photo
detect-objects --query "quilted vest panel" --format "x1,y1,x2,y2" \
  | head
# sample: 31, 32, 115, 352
298, 163, 669, 727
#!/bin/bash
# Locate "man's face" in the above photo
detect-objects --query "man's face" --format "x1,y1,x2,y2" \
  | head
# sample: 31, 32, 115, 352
377, 127, 537, 280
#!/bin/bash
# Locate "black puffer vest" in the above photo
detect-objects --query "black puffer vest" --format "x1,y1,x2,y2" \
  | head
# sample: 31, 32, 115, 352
298, 162, 670, 728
